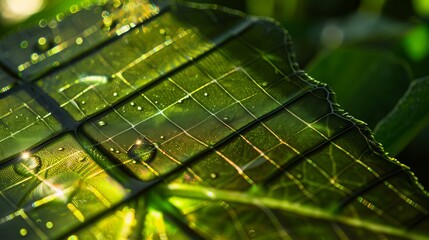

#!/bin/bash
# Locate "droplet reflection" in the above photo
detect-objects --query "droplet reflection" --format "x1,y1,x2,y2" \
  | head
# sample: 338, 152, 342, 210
127, 137, 157, 164
14, 153, 42, 177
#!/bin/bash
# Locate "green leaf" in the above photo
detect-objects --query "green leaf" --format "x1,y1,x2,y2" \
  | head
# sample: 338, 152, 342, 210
375, 76, 429, 156
306, 48, 411, 128
0, 1, 429, 239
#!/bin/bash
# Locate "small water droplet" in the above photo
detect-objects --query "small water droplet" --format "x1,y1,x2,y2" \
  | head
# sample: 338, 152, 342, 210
110, 148, 115, 152
46, 221, 54, 229
177, 99, 182, 104
130, 102, 135, 106
223, 116, 229, 121
39, 19, 47, 28
127, 138, 157, 164
75, 37, 83, 45
37, 37, 50, 51
160, 135, 165, 139
261, 81, 268, 87
14, 153, 42, 177
20, 228, 27, 236
137, 106, 142, 111
159, 28, 166, 35
210, 173, 218, 179
58, 147, 65, 151
20, 41, 28, 49
204, 92, 209, 97
81, 101, 86, 105
113, 92, 118, 97
115, 150, 120, 154
97, 121, 107, 127
48, 20, 57, 29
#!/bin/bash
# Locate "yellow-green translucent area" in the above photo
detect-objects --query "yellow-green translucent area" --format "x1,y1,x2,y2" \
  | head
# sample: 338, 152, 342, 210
0, 134, 126, 239
0, 0, 161, 81
68, 205, 138, 240
0, 90, 61, 161
69, 198, 190, 240
167, 196, 410, 239
0, 70, 15, 93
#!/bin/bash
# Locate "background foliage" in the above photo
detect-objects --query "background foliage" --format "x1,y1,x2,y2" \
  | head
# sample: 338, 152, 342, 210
1, 0, 428, 188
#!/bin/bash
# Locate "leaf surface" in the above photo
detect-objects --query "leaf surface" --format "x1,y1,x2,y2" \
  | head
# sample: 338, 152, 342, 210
375, 76, 429, 156
0, 1, 428, 239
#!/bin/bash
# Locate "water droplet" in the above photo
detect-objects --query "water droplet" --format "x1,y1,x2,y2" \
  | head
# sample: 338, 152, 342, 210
204, 92, 209, 97
137, 106, 142, 111
130, 102, 135, 106
14, 153, 42, 177
210, 173, 218, 179
20, 228, 27, 236
75, 37, 83, 45
46, 221, 53, 229
127, 138, 157, 164
160, 136, 165, 139
58, 147, 65, 151
39, 19, 47, 28
113, 92, 118, 97
177, 99, 182, 104
48, 20, 57, 29
159, 28, 166, 35
97, 121, 107, 127
261, 81, 268, 87
115, 150, 120, 154
110, 148, 115, 152
223, 116, 229, 121
20, 41, 28, 49
81, 101, 86, 105
37, 37, 50, 51
68, 235, 78, 240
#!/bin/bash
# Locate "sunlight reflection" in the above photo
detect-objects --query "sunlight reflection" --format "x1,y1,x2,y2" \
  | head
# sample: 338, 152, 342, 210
0, 0, 45, 23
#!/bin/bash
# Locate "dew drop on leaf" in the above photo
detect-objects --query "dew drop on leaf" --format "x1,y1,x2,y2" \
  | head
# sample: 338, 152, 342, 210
58, 147, 65, 151
137, 106, 142, 111
78, 75, 110, 84
97, 120, 107, 127
19, 228, 27, 237
127, 137, 157, 164
204, 92, 209, 97
46, 221, 53, 229
14, 153, 42, 177
210, 172, 218, 179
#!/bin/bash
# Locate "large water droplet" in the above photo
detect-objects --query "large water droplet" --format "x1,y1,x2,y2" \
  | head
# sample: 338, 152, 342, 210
127, 138, 157, 164
19, 172, 83, 207
14, 153, 42, 177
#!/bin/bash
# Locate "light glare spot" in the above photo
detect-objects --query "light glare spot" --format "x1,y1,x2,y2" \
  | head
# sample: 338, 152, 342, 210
321, 25, 344, 49
0, 0, 45, 23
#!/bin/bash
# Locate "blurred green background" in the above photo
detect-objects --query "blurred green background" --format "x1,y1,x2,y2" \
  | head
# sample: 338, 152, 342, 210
1, 0, 428, 188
